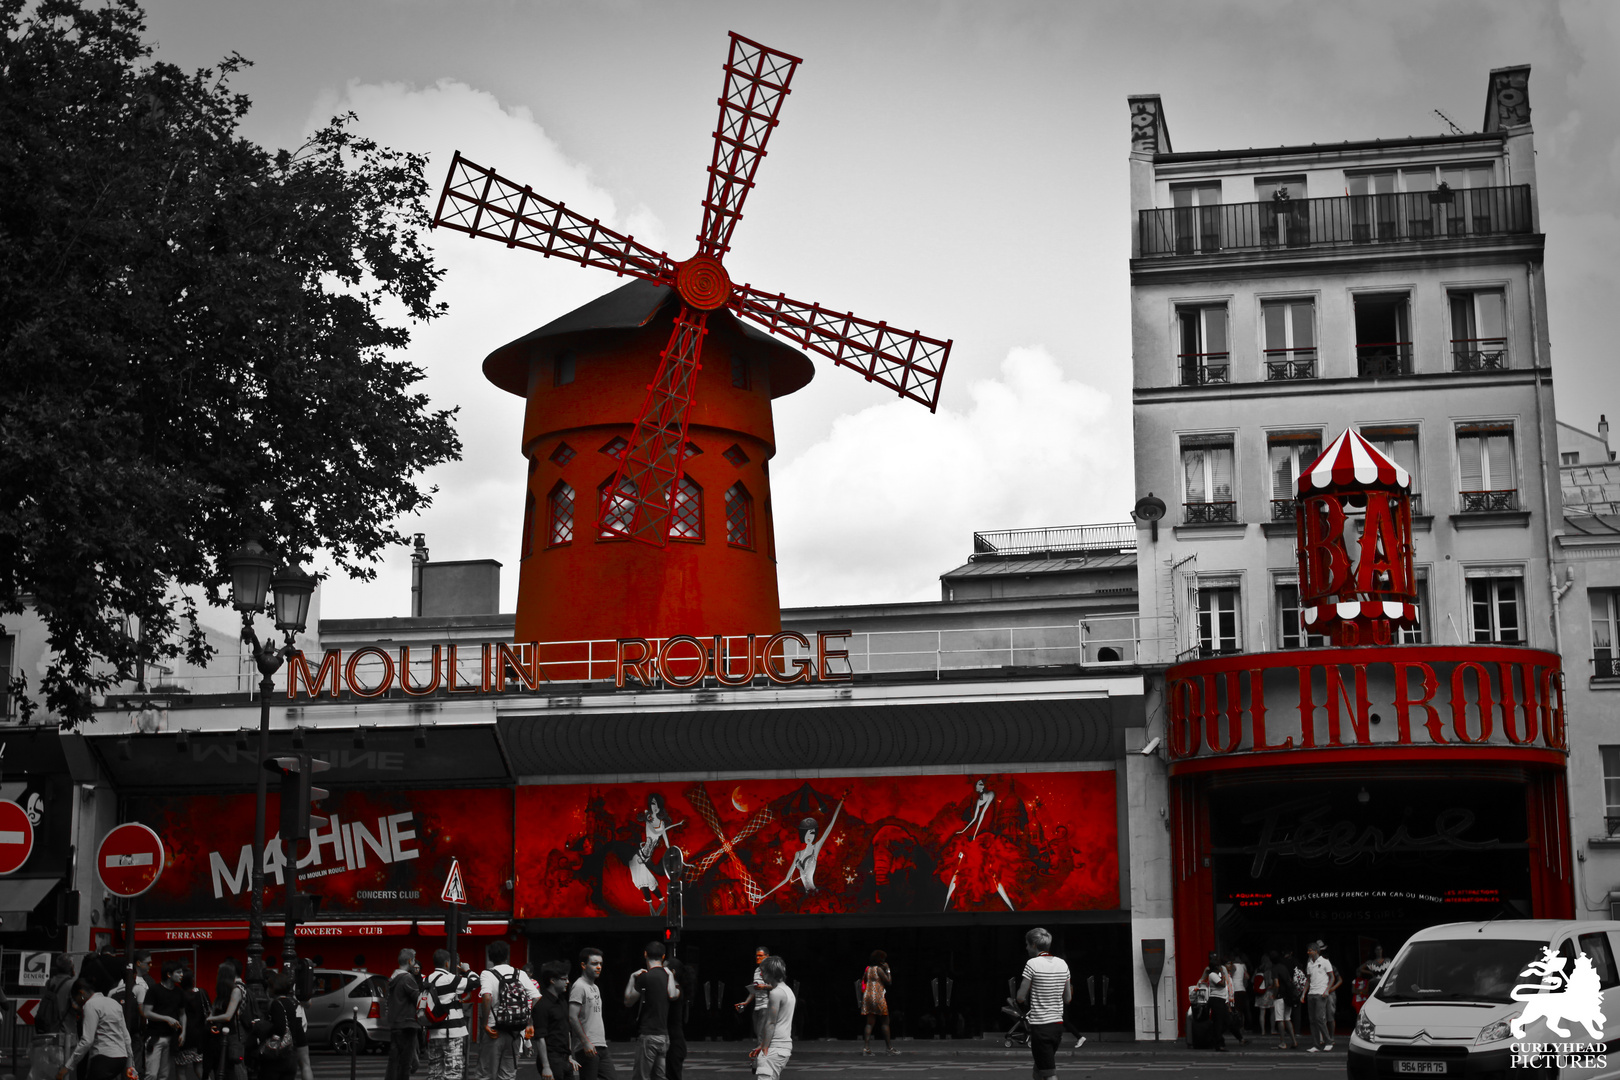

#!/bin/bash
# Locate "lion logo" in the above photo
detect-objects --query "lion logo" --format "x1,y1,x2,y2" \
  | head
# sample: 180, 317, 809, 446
1509, 947, 1605, 1041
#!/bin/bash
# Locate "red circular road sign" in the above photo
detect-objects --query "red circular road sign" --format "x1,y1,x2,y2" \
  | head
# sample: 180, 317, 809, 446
98, 823, 165, 898
0, 800, 35, 875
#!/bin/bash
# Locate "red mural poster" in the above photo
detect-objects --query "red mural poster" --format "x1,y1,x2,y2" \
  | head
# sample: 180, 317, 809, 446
516, 770, 1118, 919
125, 789, 513, 918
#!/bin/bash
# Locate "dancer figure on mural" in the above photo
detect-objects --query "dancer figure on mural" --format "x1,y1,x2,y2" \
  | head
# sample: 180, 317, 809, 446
761, 796, 845, 899
941, 778, 1022, 911
629, 793, 683, 916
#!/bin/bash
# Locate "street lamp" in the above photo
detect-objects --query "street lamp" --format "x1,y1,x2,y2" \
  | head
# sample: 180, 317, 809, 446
226, 540, 316, 984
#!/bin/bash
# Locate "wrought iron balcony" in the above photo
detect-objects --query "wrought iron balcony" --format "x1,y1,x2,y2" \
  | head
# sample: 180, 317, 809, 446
1459, 489, 1518, 512
1271, 499, 1297, 522
1265, 350, 1317, 381
1357, 343, 1413, 378
1606, 815, 1620, 838
1452, 339, 1508, 371
1178, 354, 1230, 386
1138, 185, 1533, 258
1184, 501, 1237, 525
1593, 655, 1620, 680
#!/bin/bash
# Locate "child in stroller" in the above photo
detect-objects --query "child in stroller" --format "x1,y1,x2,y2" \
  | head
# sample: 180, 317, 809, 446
1000, 975, 1032, 1048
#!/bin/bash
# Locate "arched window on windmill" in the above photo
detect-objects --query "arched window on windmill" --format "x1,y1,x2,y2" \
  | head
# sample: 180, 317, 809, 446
522, 458, 538, 558
598, 475, 637, 539
548, 481, 575, 546
669, 476, 703, 541
725, 482, 753, 549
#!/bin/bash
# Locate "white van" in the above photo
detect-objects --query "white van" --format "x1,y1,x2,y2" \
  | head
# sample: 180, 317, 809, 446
1348, 920, 1620, 1078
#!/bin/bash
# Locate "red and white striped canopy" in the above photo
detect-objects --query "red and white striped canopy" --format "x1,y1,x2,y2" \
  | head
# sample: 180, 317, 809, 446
1297, 429, 1410, 494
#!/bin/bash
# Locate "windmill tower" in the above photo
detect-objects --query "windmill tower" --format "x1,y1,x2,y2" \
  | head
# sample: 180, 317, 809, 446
435, 34, 951, 644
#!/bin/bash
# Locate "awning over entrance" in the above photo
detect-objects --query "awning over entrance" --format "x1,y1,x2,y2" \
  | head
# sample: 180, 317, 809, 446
0, 877, 57, 921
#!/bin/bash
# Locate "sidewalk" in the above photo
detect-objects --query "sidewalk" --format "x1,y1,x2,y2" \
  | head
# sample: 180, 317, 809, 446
679, 1036, 1350, 1061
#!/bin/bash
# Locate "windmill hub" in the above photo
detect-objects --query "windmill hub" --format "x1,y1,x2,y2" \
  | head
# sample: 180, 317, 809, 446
673, 254, 732, 311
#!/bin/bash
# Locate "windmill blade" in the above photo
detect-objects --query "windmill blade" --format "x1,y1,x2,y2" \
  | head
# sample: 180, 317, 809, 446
697, 34, 803, 260
731, 283, 952, 412
433, 152, 675, 283
597, 308, 708, 545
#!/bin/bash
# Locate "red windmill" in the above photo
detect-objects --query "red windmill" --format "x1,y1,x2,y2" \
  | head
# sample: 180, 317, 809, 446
433, 33, 952, 647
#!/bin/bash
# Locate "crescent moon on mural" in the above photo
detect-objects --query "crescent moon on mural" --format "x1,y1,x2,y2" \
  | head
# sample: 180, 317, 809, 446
732, 787, 750, 813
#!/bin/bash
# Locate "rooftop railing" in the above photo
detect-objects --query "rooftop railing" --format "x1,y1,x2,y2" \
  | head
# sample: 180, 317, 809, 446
971, 522, 1137, 557
1139, 185, 1532, 258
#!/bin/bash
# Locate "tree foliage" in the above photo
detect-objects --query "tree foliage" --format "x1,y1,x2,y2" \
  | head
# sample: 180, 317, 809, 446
0, 0, 461, 722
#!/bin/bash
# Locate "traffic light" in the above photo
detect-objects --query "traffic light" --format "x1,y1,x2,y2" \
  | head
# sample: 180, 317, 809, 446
662, 925, 681, 949
288, 891, 323, 926
271, 753, 331, 841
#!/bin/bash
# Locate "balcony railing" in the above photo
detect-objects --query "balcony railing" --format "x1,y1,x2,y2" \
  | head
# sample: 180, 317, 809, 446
1592, 655, 1620, 680
1460, 489, 1519, 512
1271, 499, 1297, 522
972, 522, 1136, 557
1357, 342, 1413, 377
1452, 339, 1508, 371
1264, 350, 1317, 380
1184, 501, 1237, 525
1139, 185, 1533, 258
1179, 353, 1230, 386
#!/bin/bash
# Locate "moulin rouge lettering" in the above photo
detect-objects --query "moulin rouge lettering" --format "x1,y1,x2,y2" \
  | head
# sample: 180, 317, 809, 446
284, 631, 853, 700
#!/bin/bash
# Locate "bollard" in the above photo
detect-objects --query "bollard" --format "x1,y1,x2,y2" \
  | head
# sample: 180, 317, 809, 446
349, 1008, 359, 1080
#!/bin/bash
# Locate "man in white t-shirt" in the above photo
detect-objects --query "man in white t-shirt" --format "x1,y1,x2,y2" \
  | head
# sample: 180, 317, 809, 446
1303, 941, 1341, 1052
479, 940, 539, 1080
569, 948, 615, 1080
749, 956, 794, 1080
1015, 928, 1073, 1080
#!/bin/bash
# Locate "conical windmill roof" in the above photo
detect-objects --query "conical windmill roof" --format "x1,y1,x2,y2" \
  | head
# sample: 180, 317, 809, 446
1297, 429, 1410, 494
482, 279, 815, 399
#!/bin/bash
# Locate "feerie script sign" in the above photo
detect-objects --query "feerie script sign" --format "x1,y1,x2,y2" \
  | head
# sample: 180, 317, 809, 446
1166, 645, 1565, 762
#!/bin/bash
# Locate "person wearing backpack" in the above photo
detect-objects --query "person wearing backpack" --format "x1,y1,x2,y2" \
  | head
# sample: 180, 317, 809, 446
386, 950, 424, 1080
423, 950, 476, 1080
1270, 951, 1299, 1050
479, 941, 538, 1080
37, 954, 77, 1046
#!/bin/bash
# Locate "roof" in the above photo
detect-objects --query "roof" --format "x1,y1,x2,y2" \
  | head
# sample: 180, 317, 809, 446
1155, 130, 1503, 165
482, 279, 816, 400
941, 553, 1137, 579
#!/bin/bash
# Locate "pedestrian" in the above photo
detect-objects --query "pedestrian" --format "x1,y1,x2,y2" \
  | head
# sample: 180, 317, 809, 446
747, 957, 794, 1080
1014, 928, 1071, 1080
663, 960, 688, 1080
1303, 941, 1339, 1053
424, 950, 477, 1080
1254, 952, 1275, 1039
143, 961, 187, 1080
857, 951, 894, 1056
258, 971, 302, 1080
1228, 952, 1249, 1037
176, 968, 209, 1080
205, 962, 248, 1080
568, 948, 615, 1080
57, 979, 136, 1080
1197, 953, 1230, 1052
732, 947, 770, 1046
531, 962, 576, 1080
1271, 951, 1299, 1049
1358, 945, 1390, 983
623, 940, 678, 1080
386, 949, 424, 1080
479, 941, 539, 1080
37, 954, 77, 1049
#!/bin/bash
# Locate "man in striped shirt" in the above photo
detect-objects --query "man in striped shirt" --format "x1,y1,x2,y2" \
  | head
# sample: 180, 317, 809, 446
1015, 928, 1073, 1079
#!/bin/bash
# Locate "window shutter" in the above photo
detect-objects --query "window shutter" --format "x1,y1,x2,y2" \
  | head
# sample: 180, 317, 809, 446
1484, 433, 1514, 489
1269, 443, 1293, 501
1459, 434, 1484, 491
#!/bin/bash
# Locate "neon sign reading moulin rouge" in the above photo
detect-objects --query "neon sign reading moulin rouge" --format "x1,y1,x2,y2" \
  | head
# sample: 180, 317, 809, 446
1166, 646, 1566, 761
282, 631, 854, 700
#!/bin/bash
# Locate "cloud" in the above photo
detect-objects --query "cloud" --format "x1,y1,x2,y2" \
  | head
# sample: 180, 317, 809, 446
773, 346, 1130, 609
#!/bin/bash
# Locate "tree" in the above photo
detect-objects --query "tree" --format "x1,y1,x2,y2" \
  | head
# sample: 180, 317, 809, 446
0, 0, 461, 723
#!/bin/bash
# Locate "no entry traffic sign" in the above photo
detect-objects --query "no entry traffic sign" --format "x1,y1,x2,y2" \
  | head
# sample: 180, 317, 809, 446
0, 800, 34, 875
98, 823, 165, 898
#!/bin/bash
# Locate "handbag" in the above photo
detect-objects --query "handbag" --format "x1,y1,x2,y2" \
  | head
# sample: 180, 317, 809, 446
260, 1000, 296, 1059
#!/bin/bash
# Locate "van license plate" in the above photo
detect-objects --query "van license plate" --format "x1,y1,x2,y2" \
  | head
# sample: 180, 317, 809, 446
1395, 1064, 1447, 1075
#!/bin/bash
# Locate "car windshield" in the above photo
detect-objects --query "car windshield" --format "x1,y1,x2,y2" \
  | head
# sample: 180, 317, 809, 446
1375, 939, 1548, 1004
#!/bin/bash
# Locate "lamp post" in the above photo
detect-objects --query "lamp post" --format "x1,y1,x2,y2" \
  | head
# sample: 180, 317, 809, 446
226, 540, 316, 985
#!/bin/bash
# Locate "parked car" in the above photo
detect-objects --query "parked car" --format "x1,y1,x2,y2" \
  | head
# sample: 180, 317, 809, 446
304, 969, 388, 1053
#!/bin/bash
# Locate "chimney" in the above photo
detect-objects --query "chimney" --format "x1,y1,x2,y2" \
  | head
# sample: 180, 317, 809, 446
1602, 414, 1612, 460
410, 533, 429, 617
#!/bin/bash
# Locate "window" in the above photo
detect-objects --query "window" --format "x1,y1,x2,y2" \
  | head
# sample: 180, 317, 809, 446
722, 444, 749, 467
554, 351, 575, 387
1440, 164, 1501, 236
1348, 172, 1399, 242
548, 442, 576, 466
1181, 437, 1235, 523
0, 635, 12, 720
725, 483, 753, 548
1254, 176, 1309, 247
1198, 586, 1241, 655
1354, 293, 1412, 377
668, 476, 703, 540
548, 482, 575, 546
1171, 182, 1222, 254
1592, 591, 1620, 678
1467, 575, 1522, 643
1604, 747, 1620, 837
521, 461, 537, 559
1398, 578, 1430, 645
731, 353, 750, 390
1362, 426, 1423, 513
1449, 290, 1508, 371
600, 437, 628, 460
1563, 451, 1581, 465
1457, 424, 1517, 511
1275, 583, 1326, 649
1262, 299, 1316, 380
1267, 432, 1322, 521
598, 476, 636, 539
1177, 305, 1229, 385
1579, 933, 1620, 989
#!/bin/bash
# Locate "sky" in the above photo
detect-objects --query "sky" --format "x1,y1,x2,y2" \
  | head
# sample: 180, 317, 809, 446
129, 0, 1620, 623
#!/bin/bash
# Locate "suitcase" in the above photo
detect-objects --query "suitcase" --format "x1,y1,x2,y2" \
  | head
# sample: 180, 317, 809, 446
1189, 1004, 1218, 1049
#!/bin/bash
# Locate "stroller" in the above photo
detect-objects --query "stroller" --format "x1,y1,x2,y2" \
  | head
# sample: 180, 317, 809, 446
1000, 976, 1031, 1048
